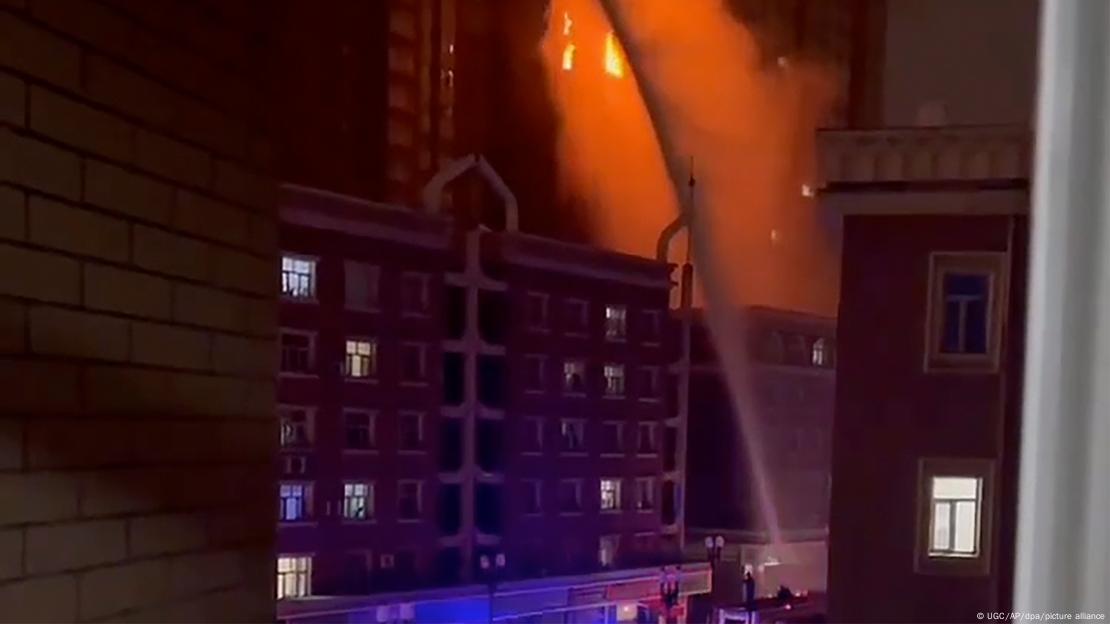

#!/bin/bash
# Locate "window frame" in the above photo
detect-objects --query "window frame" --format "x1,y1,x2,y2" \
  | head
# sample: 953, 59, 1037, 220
279, 405, 314, 449
599, 478, 623, 513
522, 416, 545, 455
564, 298, 590, 337
562, 358, 587, 397
636, 422, 659, 456
343, 260, 381, 312
523, 479, 543, 516
526, 292, 550, 332
558, 478, 584, 515
638, 366, 661, 402
281, 254, 317, 301
398, 411, 425, 453
602, 363, 626, 399
342, 481, 375, 522
600, 421, 624, 457
598, 534, 620, 568
523, 354, 547, 394
640, 309, 663, 346
400, 271, 432, 317
924, 252, 1008, 373
344, 337, 379, 381
397, 479, 424, 522
604, 304, 628, 342
915, 457, 995, 576
279, 481, 314, 523
400, 342, 429, 385
279, 329, 316, 377
277, 554, 313, 600
342, 409, 377, 453
559, 418, 587, 455
635, 477, 656, 512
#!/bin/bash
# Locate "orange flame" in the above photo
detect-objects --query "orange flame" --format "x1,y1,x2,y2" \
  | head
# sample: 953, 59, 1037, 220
603, 31, 623, 78
563, 11, 573, 36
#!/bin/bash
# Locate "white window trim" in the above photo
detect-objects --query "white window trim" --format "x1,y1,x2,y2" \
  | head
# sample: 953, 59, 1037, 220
602, 363, 626, 399
923, 252, 1008, 374
279, 329, 317, 378
279, 481, 315, 525
342, 409, 378, 454
341, 481, 375, 523
400, 342, 430, 386
398, 411, 426, 454
277, 553, 314, 600
281, 253, 318, 302
600, 478, 623, 513
343, 337, 379, 383
397, 480, 424, 523
914, 457, 995, 576
279, 405, 315, 449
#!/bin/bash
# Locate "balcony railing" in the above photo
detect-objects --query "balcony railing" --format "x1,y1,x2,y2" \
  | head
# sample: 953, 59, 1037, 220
817, 125, 1032, 186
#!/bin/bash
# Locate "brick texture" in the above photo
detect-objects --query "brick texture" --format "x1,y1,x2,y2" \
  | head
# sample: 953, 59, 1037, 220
1, 3, 276, 619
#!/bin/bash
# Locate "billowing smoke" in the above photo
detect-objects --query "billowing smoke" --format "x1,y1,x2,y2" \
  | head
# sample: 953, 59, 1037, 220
542, 0, 841, 554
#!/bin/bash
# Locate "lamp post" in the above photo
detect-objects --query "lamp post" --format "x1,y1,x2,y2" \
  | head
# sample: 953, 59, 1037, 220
704, 535, 725, 565
659, 565, 680, 624
479, 552, 506, 624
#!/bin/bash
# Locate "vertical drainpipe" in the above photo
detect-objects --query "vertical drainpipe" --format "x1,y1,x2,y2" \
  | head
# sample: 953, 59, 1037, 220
460, 228, 481, 583
676, 261, 694, 552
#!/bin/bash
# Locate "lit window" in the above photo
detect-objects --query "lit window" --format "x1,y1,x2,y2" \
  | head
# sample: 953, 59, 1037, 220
560, 419, 585, 453
526, 292, 549, 330
926, 253, 1006, 372
638, 367, 660, 400
641, 310, 662, 344
636, 478, 656, 511
344, 261, 380, 310
345, 339, 378, 379
399, 412, 424, 451
637, 422, 658, 455
564, 299, 589, 335
277, 555, 312, 599
603, 363, 625, 397
279, 483, 312, 522
344, 410, 375, 450
280, 331, 313, 375
279, 406, 313, 448
398, 480, 422, 520
524, 355, 547, 392
563, 359, 586, 395
401, 272, 431, 316
523, 480, 542, 515
343, 482, 373, 521
600, 478, 622, 511
601, 421, 623, 455
929, 477, 982, 557
281, 255, 316, 299
604, 305, 627, 341
811, 338, 829, 367
522, 417, 544, 453
559, 479, 582, 513
598, 535, 619, 568
401, 343, 428, 383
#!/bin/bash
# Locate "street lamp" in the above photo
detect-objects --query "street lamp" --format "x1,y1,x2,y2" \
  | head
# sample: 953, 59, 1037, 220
479, 552, 506, 624
659, 565, 680, 623
704, 534, 725, 564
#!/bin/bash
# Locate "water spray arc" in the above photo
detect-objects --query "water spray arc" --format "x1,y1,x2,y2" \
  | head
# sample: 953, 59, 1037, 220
599, 0, 786, 549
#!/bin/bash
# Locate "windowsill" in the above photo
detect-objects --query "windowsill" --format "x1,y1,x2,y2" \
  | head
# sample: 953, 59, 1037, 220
602, 394, 626, 401
280, 446, 314, 453
281, 295, 318, 304
558, 511, 584, 517
401, 311, 432, 320
341, 519, 378, 525
279, 520, 318, 527
399, 380, 430, 388
565, 332, 589, 339
398, 449, 427, 456
279, 372, 319, 380
600, 452, 625, 458
342, 448, 380, 455
343, 377, 379, 385
346, 305, 382, 314
636, 508, 656, 514
601, 509, 623, 515
636, 452, 660, 458
397, 518, 423, 524
562, 392, 587, 398
638, 397, 662, 404
560, 451, 588, 457
520, 451, 545, 457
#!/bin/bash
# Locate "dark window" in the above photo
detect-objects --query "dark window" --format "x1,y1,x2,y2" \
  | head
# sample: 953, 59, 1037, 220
601, 422, 623, 455
340, 552, 371, 594
401, 344, 427, 382
280, 407, 312, 448
475, 483, 502, 534
399, 413, 424, 451
663, 426, 678, 471
280, 332, 312, 374
400, 273, 430, 315
477, 419, 504, 472
443, 352, 465, 405
637, 423, 658, 454
638, 367, 659, 399
398, 482, 422, 520
559, 481, 583, 513
478, 355, 506, 408
941, 272, 991, 354
445, 286, 466, 339
662, 481, 676, 524
563, 359, 587, 395
564, 299, 589, 335
560, 420, 585, 453
438, 419, 463, 471
435, 548, 462, 585
641, 310, 662, 344
524, 355, 546, 392
478, 290, 508, 345
526, 292, 549, 330
344, 411, 375, 450
523, 481, 542, 515
522, 417, 544, 453
437, 484, 462, 535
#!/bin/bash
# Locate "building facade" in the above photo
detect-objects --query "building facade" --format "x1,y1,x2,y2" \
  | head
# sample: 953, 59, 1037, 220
821, 0, 1036, 621
684, 307, 836, 599
276, 174, 685, 600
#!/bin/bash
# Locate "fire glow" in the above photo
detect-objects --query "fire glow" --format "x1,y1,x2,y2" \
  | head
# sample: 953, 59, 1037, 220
557, 9, 624, 79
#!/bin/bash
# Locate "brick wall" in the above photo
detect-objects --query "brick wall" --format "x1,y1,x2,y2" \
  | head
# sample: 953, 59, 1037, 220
1, 1, 277, 621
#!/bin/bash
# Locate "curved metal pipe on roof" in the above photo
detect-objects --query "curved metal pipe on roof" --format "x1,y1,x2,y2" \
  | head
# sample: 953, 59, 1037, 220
420, 153, 520, 232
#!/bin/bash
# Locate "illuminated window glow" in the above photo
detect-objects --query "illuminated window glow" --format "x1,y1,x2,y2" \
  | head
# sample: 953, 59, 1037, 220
928, 476, 982, 557
277, 555, 312, 599
604, 32, 624, 78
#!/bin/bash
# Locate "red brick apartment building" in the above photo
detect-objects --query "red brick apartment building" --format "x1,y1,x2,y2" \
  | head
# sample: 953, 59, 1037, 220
276, 177, 684, 599
821, 0, 1037, 620
685, 308, 836, 597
